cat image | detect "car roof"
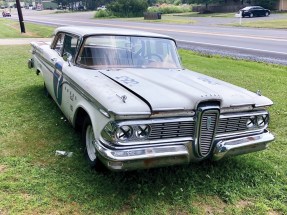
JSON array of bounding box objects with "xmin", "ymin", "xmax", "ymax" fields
[{"xmin": 54, "ymin": 26, "xmax": 174, "ymax": 40}]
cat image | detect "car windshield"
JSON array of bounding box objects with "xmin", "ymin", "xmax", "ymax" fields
[
  {"xmin": 242, "ymin": 7, "xmax": 252, "ymax": 10},
  {"xmin": 77, "ymin": 35, "xmax": 181, "ymax": 69}
]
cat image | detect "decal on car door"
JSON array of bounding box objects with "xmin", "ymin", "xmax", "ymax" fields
[{"xmin": 53, "ymin": 62, "xmax": 63, "ymax": 106}]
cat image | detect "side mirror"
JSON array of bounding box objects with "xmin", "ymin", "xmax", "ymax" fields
[{"xmin": 63, "ymin": 52, "xmax": 72, "ymax": 66}]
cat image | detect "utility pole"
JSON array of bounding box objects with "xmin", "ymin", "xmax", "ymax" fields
[{"xmin": 15, "ymin": 0, "xmax": 25, "ymax": 33}]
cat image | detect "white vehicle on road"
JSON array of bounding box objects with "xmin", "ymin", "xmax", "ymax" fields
[{"xmin": 28, "ymin": 26, "xmax": 274, "ymax": 171}]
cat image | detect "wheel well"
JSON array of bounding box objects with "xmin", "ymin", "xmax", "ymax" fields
[{"xmin": 74, "ymin": 107, "xmax": 89, "ymax": 132}]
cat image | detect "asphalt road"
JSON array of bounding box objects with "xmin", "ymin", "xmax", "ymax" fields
[{"xmin": 8, "ymin": 10, "xmax": 287, "ymax": 65}]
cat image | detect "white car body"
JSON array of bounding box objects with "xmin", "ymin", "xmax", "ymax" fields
[{"xmin": 28, "ymin": 26, "xmax": 274, "ymax": 171}]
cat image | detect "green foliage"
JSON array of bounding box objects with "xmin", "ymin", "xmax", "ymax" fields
[
  {"xmin": 156, "ymin": 0, "xmax": 184, "ymax": 4},
  {"xmin": 107, "ymin": 0, "xmax": 149, "ymax": 17},
  {"xmin": 94, "ymin": 9, "xmax": 113, "ymax": 18},
  {"xmin": 148, "ymin": 4, "xmax": 191, "ymax": 14},
  {"xmin": 187, "ymin": 0, "xmax": 220, "ymax": 7},
  {"xmin": 252, "ymin": 0, "xmax": 277, "ymax": 10}
]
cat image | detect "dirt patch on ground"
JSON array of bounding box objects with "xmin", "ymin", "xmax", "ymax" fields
[
  {"xmin": 0, "ymin": 165, "xmax": 7, "ymax": 173},
  {"xmin": 0, "ymin": 209, "xmax": 9, "ymax": 215},
  {"xmin": 236, "ymin": 200, "xmax": 253, "ymax": 208},
  {"xmin": 192, "ymin": 195, "xmax": 227, "ymax": 214}
]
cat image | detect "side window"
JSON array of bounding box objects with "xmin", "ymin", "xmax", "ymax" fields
[
  {"xmin": 62, "ymin": 34, "xmax": 79, "ymax": 60},
  {"xmin": 54, "ymin": 33, "xmax": 65, "ymax": 55}
]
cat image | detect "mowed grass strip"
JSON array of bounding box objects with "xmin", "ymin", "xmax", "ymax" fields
[
  {"xmin": 0, "ymin": 19, "xmax": 55, "ymax": 38},
  {"xmin": 118, "ymin": 15, "xmax": 197, "ymax": 24},
  {"xmin": 0, "ymin": 46, "xmax": 286, "ymax": 214},
  {"xmin": 231, "ymin": 19, "xmax": 287, "ymax": 29}
]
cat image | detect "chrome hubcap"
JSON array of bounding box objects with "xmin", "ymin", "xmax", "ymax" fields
[{"xmin": 86, "ymin": 125, "xmax": 96, "ymax": 161}]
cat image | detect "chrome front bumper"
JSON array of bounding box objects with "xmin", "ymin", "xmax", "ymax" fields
[
  {"xmin": 212, "ymin": 130, "xmax": 274, "ymax": 161},
  {"xmin": 95, "ymin": 130, "xmax": 274, "ymax": 171}
]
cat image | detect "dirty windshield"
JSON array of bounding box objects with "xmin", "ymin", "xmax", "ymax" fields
[{"xmin": 77, "ymin": 35, "xmax": 181, "ymax": 69}]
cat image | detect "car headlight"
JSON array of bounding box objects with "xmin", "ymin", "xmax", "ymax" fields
[
  {"xmin": 101, "ymin": 122, "xmax": 152, "ymax": 144},
  {"xmin": 116, "ymin": 125, "xmax": 133, "ymax": 141},
  {"xmin": 135, "ymin": 125, "xmax": 151, "ymax": 139},
  {"xmin": 257, "ymin": 115, "xmax": 268, "ymax": 127},
  {"xmin": 246, "ymin": 114, "xmax": 269, "ymax": 129},
  {"xmin": 246, "ymin": 116, "xmax": 256, "ymax": 128}
]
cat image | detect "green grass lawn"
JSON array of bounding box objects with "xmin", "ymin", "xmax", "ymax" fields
[
  {"xmin": 231, "ymin": 19, "xmax": 287, "ymax": 29},
  {"xmin": 0, "ymin": 46, "xmax": 286, "ymax": 214},
  {"xmin": 0, "ymin": 19, "xmax": 55, "ymax": 38},
  {"xmin": 112, "ymin": 14, "xmax": 196, "ymax": 25},
  {"xmin": 176, "ymin": 12, "xmax": 235, "ymax": 18}
]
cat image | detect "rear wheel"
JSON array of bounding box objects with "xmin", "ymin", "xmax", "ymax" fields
[
  {"xmin": 265, "ymin": 11, "xmax": 270, "ymax": 16},
  {"xmin": 82, "ymin": 116, "xmax": 105, "ymax": 171}
]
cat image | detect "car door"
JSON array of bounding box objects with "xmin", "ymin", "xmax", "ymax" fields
[
  {"xmin": 251, "ymin": 7, "xmax": 258, "ymax": 16},
  {"xmin": 57, "ymin": 34, "xmax": 80, "ymax": 119},
  {"xmin": 256, "ymin": 7, "xmax": 263, "ymax": 16},
  {"xmin": 43, "ymin": 33, "xmax": 65, "ymax": 101},
  {"xmin": 45, "ymin": 33, "xmax": 79, "ymax": 110}
]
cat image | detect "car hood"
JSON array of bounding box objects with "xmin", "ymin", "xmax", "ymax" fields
[{"xmin": 99, "ymin": 68, "xmax": 272, "ymax": 113}]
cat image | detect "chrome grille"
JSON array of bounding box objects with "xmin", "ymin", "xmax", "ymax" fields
[
  {"xmin": 149, "ymin": 121, "xmax": 195, "ymax": 140},
  {"xmin": 217, "ymin": 116, "xmax": 249, "ymax": 135},
  {"xmin": 199, "ymin": 111, "xmax": 218, "ymax": 157}
]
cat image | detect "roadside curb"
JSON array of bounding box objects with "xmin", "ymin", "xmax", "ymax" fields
[{"xmin": 0, "ymin": 38, "xmax": 51, "ymax": 45}]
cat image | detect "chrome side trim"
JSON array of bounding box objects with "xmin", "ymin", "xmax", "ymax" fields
[
  {"xmin": 35, "ymin": 52, "xmax": 55, "ymax": 71},
  {"xmin": 34, "ymin": 54, "xmax": 54, "ymax": 74},
  {"xmin": 63, "ymin": 74, "xmax": 110, "ymax": 118},
  {"xmin": 34, "ymin": 50, "xmax": 110, "ymax": 118}
]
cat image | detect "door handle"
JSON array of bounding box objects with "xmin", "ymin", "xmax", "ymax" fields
[{"xmin": 51, "ymin": 58, "xmax": 57, "ymax": 62}]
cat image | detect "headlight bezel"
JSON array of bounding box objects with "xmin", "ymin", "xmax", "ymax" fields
[
  {"xmin": 246, "ymin": 114, "xmax": 269, "ymax": 130},
  {"xmin": 101, "ymin": 121, "xmax": 151, "ymax": 144}
]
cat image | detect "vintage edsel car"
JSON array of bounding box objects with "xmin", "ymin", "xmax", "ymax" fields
[{"xmin": 28, "ymin": 26, "xmax": 274, "ymax": 171}]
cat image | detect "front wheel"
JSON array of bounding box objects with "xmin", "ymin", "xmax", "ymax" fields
[
  {"xmin": 249, "ymin": 13, "xmax": 253, "ymax": 18},
  {"xmin": 82, "ymin": 117, "xmax": 105, "ymax": 171},
  {"xmin": 265, "ymin": 12, "xmax": 270, "ymax": 17}
]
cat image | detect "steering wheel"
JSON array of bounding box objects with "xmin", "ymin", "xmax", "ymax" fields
[{"xmin": 145, "ymin": 54, "xmax": 163, "ymax": 62}]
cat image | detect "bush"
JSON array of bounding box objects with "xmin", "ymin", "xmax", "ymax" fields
[
  {"xmin": 253, "ymin": 0, "xmax": 277, "ymax": 10},
  {"xmin": 148, "ymin": 4, "xmax": 191, "ymax": 14},
  {"xmin": 94, "ymin": 10, "xmax": 113, "ymax": 18},
  {"xmin": 107, "ymin": 0, "xmax": 149, "ymax": 17}
]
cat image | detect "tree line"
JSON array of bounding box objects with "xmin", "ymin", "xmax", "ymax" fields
[{"xmin": 53, "ymin": 0, "xmax": 278, "ymax": 14}]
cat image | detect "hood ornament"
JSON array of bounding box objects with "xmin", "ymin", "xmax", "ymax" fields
[
  {"xmin": 116, "ymin": 94, "xmax": 127, "ymax": 103},
  {"xmin": 256, "ymin": 90, "xmax": 262, "ymax": 96}
]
